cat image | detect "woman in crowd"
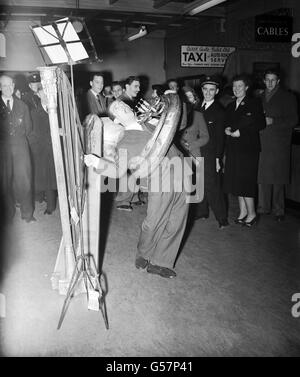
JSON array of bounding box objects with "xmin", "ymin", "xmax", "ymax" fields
[{"xmin": 223, "ymin": 74, "xmax": 266, "ymax": 227}]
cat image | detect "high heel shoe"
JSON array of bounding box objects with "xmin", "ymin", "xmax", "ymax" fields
[
  {"xmin": 234, "ymin": 215, "xmax": 247, "ymax": 225},
  {"xmin": 243, "ymin": 215, "xmax": 258, "ymax": 227}
]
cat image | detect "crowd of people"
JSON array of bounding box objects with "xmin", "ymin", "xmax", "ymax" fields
[
  {"xmin": 83, "ymin": 69, "xmax": 298, "ymax": 278},
  {"xmin": 0, "ymin": 68, "xmax": 297, "ymax": 278}
]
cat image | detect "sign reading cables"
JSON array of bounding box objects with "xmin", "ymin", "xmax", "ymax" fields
[{"xmin": 181, "ymin": 45, "xmax": 235, "ymax": 68}]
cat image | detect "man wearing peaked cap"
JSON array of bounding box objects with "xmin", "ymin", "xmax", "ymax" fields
[
  {"xmin": 201, "ymin": 75, "xmax": 220, "ymax": 87},
  {"xmin": 22, "ymin": 72, "xmax": 42, "ymax": 111},
  {"xmin": 195, "ymin": 73, "xmax": 228, "ymax": 229},
  {"xmin": 28, "ymin": 72, "xmax": 41, "ymax": 83}
]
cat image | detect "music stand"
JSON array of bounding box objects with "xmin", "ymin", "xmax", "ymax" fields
[{"xmin": 31, "ymin": 18, "xmax": 109, "ymax": 330}]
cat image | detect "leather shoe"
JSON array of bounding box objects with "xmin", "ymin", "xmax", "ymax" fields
[
  {"xmin": 22, "ymin": 216, "xmax": 37, "ymax": 223},
  {"xmin": 147, "ymin": 263, "xmax": 176, "ymax": 278},
  {"xmin": 218, "ymin": 219, "xmax": 229, "ymax": 229},
  {"xmin": 44, "ymin": 209, "xmax": 53, "ymax": 215},
  {"xmin": 135, "ymin": 257, "xmax": 149, "ymax": 270},
  {"xmin": 275, "ymin": 215, "xmax": 284, "ymax": 222},
  {"xmin": 234, "ymin": 215, "xmax": 247, "ymax": 225},
  {"xmin": 243, "ymin": 216, "xmax": 258, "ymax": 227},
  {"xmin": 131, "ymin": 200, "xmax": 145, "ymax": 206},
  {"xmin": 195, "ymin": 214, "xmax": 209, "ymax": 220},
  {"xmin": 116, "ymin": 204, "xmax": 133, "ymax": 212}
]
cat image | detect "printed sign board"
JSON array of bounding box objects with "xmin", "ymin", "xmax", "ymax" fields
[
  {"xmin": 255, "ymin": 15, "xmax": 293, "ymax": 43},
  {"xmin": 181, "ymin": 46, "xmax": 235, "ymax": 68}
]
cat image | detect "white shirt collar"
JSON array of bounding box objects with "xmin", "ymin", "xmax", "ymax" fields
[
  {"xmin": 236, "ymin": 96, "xmax": 245, "ymax": 107},
  {"xmin": 90, "ymin": 89, "xmax": 100, "ymax": 97},
  {"xmin": 2, "ymin": 96, "xmax": 13, "ymax": 107},
  {"xmin": 202, "ymin": 99, "xmax": 214, "ymax": 109}
]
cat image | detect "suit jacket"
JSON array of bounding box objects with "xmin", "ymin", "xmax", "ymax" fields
[
  {"xmin": 179, "ymin": 109, "xmax": 209, "ymax": 157},
  {"xmin": 0, "ymin": 97, "xmax": 32, "ymax": 144},
  {"xmin": 258, "ymin": 87, "xmax": 298, "ymax": 183},
  {"xmin": 85, "ymin": 89, "xmax": 107, "ymax": 117},
  {"xmin": 225, "ymin": 95, "xmax": 266, "ymax": 154},
  {"xmin": 201, "ymin": 100, "xmax": 225, "ymax": 160}
]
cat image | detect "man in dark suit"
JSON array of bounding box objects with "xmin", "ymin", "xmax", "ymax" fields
[
  {"xmin": 84, "ymin": 73, "xmax": 108, "ymax": 117},
  {"xmin": 0, "ymin": 74, "xmax": 35, "ymax": 223},
  {"xmin": 196, "ymin": 76, "xmax": 228, "ymax": 228}
]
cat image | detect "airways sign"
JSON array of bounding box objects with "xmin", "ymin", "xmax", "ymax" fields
[{"xmin": 181, "ymin": 46, "xmax": 235, "ymax": 68}]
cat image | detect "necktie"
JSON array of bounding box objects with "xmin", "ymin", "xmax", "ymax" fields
[
  {"xmin": 7, "ymin": 99, "xmax": 11, "ymax": 112},
  {"xmin": 201, "ymin": 102, "xmax": 206, "ymax": 111}
]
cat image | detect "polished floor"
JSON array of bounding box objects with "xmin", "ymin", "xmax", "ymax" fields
[{"xmin": 0, "ymin": 196, "xmax": 300, "ymax": 357}]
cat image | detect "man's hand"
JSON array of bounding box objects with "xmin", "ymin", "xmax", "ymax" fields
[
  {"xmin": 225, "ymin": 127, "xmax": 232, "ymax": 136},
  {"xmin": 265, "ymin": 116, "xmax": 273, "ymax": 126},
  {"xmin": 183, "ymin": 141, "xmax": 190, "ymax": 151},
  {"xmin": 84, "ymin": 154, "xmax": 99, "ymax": 169},
  {"xmin": 230, "ymin": 130, "xmax": 240, "ymax": 138}
]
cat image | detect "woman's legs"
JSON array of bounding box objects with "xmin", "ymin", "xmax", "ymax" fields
[
  {"xmin": 244, "ymin": 196, "xmax": 256, "ymax": 222},
  {"xmin": 238, "ymin": 196, "xmax": 248, "ymax": 219}
]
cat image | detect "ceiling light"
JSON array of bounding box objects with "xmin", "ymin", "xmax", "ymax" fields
[
  {"xmin": 185, "ymin": 0, "xmax": 227, "ymax": 16},
  {"xmin": 128, "ymin": 26, "xmax": 147, "ymax": 41}
]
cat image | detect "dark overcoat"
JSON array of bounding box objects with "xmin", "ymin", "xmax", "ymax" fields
[
  {"xmin": 30, "ymin": 103, "xmax": 56, "ymax": 192},
  {"xmin": 223, "ymin": 95, "xmax": 266, "ymax": 197},
  {"xmin": 258, "ymin": 88, "xmax": 298, "ymax": 184}
]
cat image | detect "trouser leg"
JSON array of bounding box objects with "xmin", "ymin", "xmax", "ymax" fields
[
  {"xmin": 257, "ymin": 183, "xmax": 272, "ymax": 214},
  {"xmin": 137, "ymin": 189, "xmax": 189, "ymax": 269},
  {"xmin": 12, "ymin": 143, "xmax": 34, "ymax": 220},
  {"xmin": 205, "ymin": 172, "xmax": 227, "ymax": 222},
  {"xmin": 0, "ymin": 145, "xmax": 15, "ymax": 222},
  {"xmin": 272, "ymin": 184, "xmax": 285, "ymax": 216},
  {"xmin": 45, "ymin": 189, "xmax": 57, "ymax": 213}
]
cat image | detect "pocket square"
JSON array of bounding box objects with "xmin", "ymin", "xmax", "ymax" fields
[{"xmin": 246, "ymin": 112, "xmax": 252, "ymax": 116}]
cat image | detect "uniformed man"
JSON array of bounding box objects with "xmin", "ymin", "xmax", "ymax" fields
[
  {"xmin": 197, "ymin": 76, "xmax": 228, "ymax": 228},
  {"xmin": 21, "ymin": 72, "xmax": 42, "ymax": 112},
  {"xmin": 0, "ymin": 74, "xmax": 35, "ymax": 223}
]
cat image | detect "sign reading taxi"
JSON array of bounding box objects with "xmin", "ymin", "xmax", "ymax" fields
[{"xmin": 181, "ymin": 45, "xmax": 235, "ymax": 68}]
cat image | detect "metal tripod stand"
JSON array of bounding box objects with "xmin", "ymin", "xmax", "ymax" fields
[{"xmin": 57, "ymin": 251, "xmax": 109, "ymax": 330}]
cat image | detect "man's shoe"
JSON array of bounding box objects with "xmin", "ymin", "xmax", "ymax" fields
[
  {"xmin": 195, "ymin": 214, "xmax": 209, "ymax": 221},
  {"xmin": 116, "ymin": 204, "xmax": 133, "ymax": 212},
  {"xmin": 218, "ymin": 219, "xmax": 229, "ymax": 229},
  {"xmin": 23, "ymin": 216, "xmax": 37, "ymax": 223},
  {"xmin": 275, "ymin": 215, "xmax": 285, "ymax": 222},
  {"xmin": 147, "ymin": 263, "xmax": 176, "ymax": 279},
  {"xmin": 131, "ymin": 200, "xmax": 145, "ymax": 206},
  {"xmin": 135, "ymin": 257, "xmax": 149, "ymax": 270},
  {"xmin": 44, "ymin": 209, "xmax": 53, "ymax": 215}
]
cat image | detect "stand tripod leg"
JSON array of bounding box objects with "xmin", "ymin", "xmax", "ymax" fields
[
  {"xmin": 57, "ymin": 257, "xmax": 83, "ymax": 330},
  {"xmin": 89, "ymin": 255, "xmax": 109, "ymax": 329}
]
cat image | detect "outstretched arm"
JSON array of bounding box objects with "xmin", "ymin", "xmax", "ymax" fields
[{"xmin": 84, "ymin": 154, "xmax": 127, "ymax": 178}]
